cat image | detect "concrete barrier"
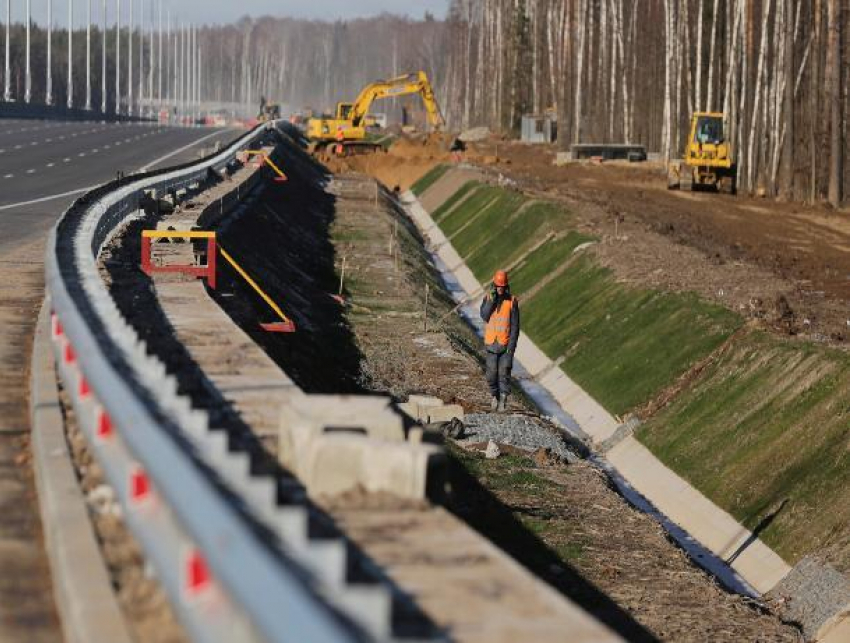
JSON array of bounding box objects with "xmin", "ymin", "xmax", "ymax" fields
[{"xmin": 278, "ymin": 392, "xmax": 444, "ymax": 499}]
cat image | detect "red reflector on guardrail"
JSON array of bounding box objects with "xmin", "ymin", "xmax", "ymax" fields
[
  {"xmin": 52, "ymin": 313, "xmax": 63, "ymax": 338},
  {"xmin": 79, "ymin": 375, "xmax": 91, "ymax": 398},
  {"xmin": 130, "ymin": 466, "xmax": 150, "ymax": 503},
  {"xmin": 96, "ymin": 408, "xmax": 113, "ymax": 439},
  {"xmin": 64, "ymin": 342, "xmax": 76, "ymax": 365},
  {"xmin": 185, "ymin": 549, "xmax": 211, "ymax": 595}
]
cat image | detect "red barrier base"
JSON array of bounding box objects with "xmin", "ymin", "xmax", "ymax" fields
[{"xmin": 260, "ymin": 321, "xmax": 296, "ymax": 333}]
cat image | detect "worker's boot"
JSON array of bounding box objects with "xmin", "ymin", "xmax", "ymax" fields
[
  {"xmin": 497, "ymin": 394, "xmax": 508, "ymax": 413},
  {"xmin": 490, "ymin": 395, "xmax": 499, "ymax": 412}
]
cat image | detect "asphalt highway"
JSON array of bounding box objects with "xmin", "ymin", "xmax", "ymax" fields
[
  {"xmin": 0, "ymin": 118, "xmax": 243, "ymax": 251},
  {"xmin": 0, "ymin": 117, "xmax": 243, "ymax": 642}
]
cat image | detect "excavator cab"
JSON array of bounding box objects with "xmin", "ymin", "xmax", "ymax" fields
[
  {"xmin": 668, "ymin": 111, "xmax": 736, "ymax": 194},
  {"xmin": 336, "ymin": 103, "xmax": 355, "ymax": 120}
]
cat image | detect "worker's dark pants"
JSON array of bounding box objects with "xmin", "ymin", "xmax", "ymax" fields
[{"xmin": 485, "ymin": 350, "xmax": 513, "ymax": 397}]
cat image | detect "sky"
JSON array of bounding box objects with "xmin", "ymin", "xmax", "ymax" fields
[{"xmin": 8, "ymin": 0, "xmax": 450, "ymax": 28}]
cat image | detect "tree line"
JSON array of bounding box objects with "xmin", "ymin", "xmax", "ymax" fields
[
  {"xmin": 2, "ymin": 3, "xmax": 847, "ymax": 204},
  {"xmin": 441, "ymin": 0, "xmax": 846, "ymax": 205}
]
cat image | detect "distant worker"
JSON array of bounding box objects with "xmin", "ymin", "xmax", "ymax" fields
[
  {"xmin": 480, "ymin": 269, "xmax": 520, "ymax": 412},
  {"xmin": 335, "ymin": 126, "xmax": 346, "ymax": 157},
  {"xmin": 450, "ymin": 137, "xmax": 466, "ymax": 163}
]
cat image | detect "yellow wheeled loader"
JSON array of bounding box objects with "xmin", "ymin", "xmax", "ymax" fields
[{"xmin": 667, "ymin": 112, "xmax": 736, "ymax": 194}]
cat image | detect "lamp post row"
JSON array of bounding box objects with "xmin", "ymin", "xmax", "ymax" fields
[{"xmin": 1, "ymin": 0, "xmax": 201, "ymax": 121}]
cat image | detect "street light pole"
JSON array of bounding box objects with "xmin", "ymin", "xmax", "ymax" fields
[
  {"xmin": 3, "ymin": 0, "xmax": 10, "ymax": 101},
  {"xmin": 68, "ymin": 0, "xmax": 75, "ymax": 108},
  {"xmin": 147, "ymin": 0, "xmax": 152, "ymax": 117},
  {"xmin": 85, "ymin": 0, "xmax": 91, "ymax": 109},
  {"xmin": 156, "ymin": 0, "xmax": 160, "ymax": 108},
  {"xmin": 46, "ymin": 0, "xmax": 53, "ymax": 104},
  {"xmin": 101, "ymin": 0, "xmax": 106, "ymax": 112},
  {"xmin": 25, "ymin": 0, "xmax": 31, "ymax": 103},
  {"xmin": 115, "ymin": 0, "xmax": 120, "ymax": 114},
  {"xmin": 128, "ymin": 0, "xmax": 132, "ymax": 115}
]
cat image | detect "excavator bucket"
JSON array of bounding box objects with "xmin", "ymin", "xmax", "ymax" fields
[{"xmin": 260, "ymin": 320, "xmax": 296, "ymax": 333}]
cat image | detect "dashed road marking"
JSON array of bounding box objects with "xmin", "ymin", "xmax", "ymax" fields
[
  {"xmin": 3, "ymin": 174, "xmax": 13, "ymax": 179},
  {"xmin": 26, "ymin": 169, "xmax": 35, "ymax": 174},
  {"xmin": 78, "ymin": 152, "xmax": 86, "ymax": 157},
  {"xmin": 46, "ymin": 162, "xmax": 55, "ymax": 167},
  {"xmin": 63, "ymin": 158, "xmax": 71, "ymax": 162}
]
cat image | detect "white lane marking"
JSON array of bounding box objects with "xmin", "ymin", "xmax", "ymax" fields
[
  {"xmin": 137, "ymin": 129, "xmax": 226, "ymax": 172},
  {"xmin": 30, "ymin": 141, "xmax": 37, "ymax": 146},
  {"xmin": 63, "ymin": 158, "xmax": 71, "ymax": 162},
  {"xmin": 78, "ymin": 152, "xmax": 86, "ymax": 157},
  {"xmin": 0, "ymin": 185, "xmax": 99, "ymax": 211},
  {"xmin": 3, "ymin": 174, "xmax": 13, "ymax": 179},
  {"xmin": 103, "ymin": 144, "xmax": 111, "ymax": 149},
  {"xmin": 91, "ymin": 148, "xmax": 99, "ymax": 153},
  {"xmin": 46, "ymin": 162, "xmax": 55, "ymax": 167},
  {"xmin": 46, "ymin": 138, "xmax": 53, "ymax": 142},
  {"xmin": 0, "ymin": 149, "xmax": 4, "ymax": 154},
  {"xmin": 14, "ymin": 144, "xmax": 21, "ymax": 149},
  {"xmin": 26, "ymin": 169, "xmax": 35, "ymax": 174}
]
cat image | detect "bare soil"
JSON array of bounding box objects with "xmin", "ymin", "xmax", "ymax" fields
[
  {"xmin": 470, "ymin": 140, "xmax": 850, "ymax": 346},
  {"xmin": 0, "ymin": 239, "xmax": 62, "ymax": 642},
  {"xmin": 329, "ymin": 171, "xmax": 801, "ymax": 642},
  {"xmin": 325, "ymin": 133, "xmax": 453, "ymax": 193}
]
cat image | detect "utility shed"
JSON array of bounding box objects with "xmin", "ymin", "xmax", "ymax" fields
[{"xmin": 521, "ymin": 113, "xmax": 558, "ymax": 144}]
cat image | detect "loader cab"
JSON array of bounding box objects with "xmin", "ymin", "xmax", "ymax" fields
[
  {"xmin": 686, "ymin": 112, "xmax": 732, "ymax": 168},
  {"xmin": 694, "ymin": 115, "xmax": 723, "ymax": 145}
]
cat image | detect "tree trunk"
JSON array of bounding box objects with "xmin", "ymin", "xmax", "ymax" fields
[
  {"xmin": 828, "ymin": 0, "xmax": 842, "ymax": 206},
  {"xmin": 780, "ymin": 0, "xmax": 795, "ymax": 198}
]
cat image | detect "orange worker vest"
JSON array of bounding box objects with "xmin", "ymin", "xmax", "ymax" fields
[{"xmin": 485, "ymin": 297, "xmax": 515, "ymax": 347}]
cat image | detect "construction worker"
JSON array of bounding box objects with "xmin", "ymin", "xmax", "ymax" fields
[
  {"xmin": 480, "ymin": 269, "xmax": 520, "ymax": 412},
  {"xmin": 335, "ymin": 126, "xmax": 346, "ymax": 157}
]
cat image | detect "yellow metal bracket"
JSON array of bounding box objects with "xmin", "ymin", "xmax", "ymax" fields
[
  {"xmin": 218, "ymin": 245, "xmax": 296, "ymax": 333},
  {"xmin": 245, "ymin": 150, "xmax": 288, "ymax": 182}
]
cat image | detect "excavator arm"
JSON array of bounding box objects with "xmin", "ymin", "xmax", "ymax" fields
[{"xmin": 347, "ymin": 71, "xmax": 444, "ymax": 128}]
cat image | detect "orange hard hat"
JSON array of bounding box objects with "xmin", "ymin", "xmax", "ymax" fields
[{"xmin": 493, "ymin": 270, "xmax": 509, "ymax": 287}]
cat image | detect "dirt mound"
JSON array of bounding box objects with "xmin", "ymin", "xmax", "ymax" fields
[
  {"xmin": 324, "ymin": 134, "xmax": 453, "ymax": 191},
  {"xmin": 387, "ymin": 133, "xmax": 451, "ymax": 160}
]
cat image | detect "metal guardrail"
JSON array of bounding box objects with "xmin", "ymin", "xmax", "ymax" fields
[{"xmin": 44, "ymin": 124, "xmax": 392, "ymax": 643}]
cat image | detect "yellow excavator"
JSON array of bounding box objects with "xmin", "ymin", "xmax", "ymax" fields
[
  {"xmin": 667, "ymin": 112, "xmax": 736, "ymax": 194},
  {"xmin": 307, "ymin": 71, "xmax": 444, "ymax": 156}
]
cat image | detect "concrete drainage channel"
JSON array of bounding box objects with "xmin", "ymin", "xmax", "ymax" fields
[{"xmin": 33, "ymin": 123, "xmax": 624, "ymax": 643}]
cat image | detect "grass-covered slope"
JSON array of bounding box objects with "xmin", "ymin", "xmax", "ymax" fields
[
  {"xmin": 639, "ymin": 330, "xmax": 850, "ymax": 567},
  {"xmin": 429, "ymin": 178, "xmax": 741, "ymax": 416},
  {"xmin": 419, "ymin": 170, "xmax": 850, "ymax": 569}
]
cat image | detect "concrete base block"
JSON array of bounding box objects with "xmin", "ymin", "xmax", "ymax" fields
[
  {"xmin": 424, "ymin": 404, "xmax": 465, "ymax": 424},
  {"xmin": 280, "ymin": 392, "xmax": 443, "ymax": 499},
  {"xmin": 398, "ymin": 396, "xmax": 465, "ymax": 425},
  {"xmin": 302, "ymin": 434, "xmax": 443, "ymax": 498}
]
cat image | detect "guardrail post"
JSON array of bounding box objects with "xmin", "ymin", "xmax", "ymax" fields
[
  {"xmin": 141, "ymin": 234, "xmax": 152, "ymax": 276},
  {"xmin": 206, "ymin": 236, "xmax": 217, "ymax": 290}
]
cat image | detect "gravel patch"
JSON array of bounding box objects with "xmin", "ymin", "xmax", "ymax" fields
[
  {"xmin": 769, "ymin": 556, "xmax": 850, "ymax": 640},
  {"xmin": 458, "ymin": 412, "xmax": 578, "ymax": 462}
]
